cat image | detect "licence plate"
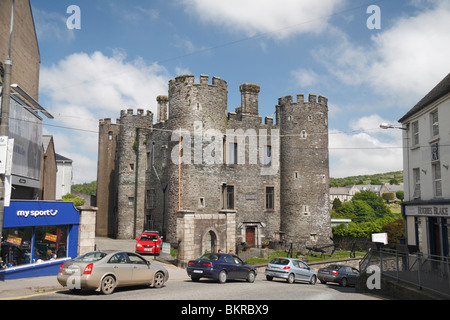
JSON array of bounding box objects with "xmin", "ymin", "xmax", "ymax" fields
[
  {"xmin": 193, "ymin": 270, "xmax": 203, "ymax": 273},
  {"xmin": 144, "ymin": 248, "xmax": 152, "ymax": 252}
]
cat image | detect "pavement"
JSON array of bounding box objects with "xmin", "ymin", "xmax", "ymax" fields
[{"xmin": 0, "ymin": 237, "xmax": 188, "ymax": 300}]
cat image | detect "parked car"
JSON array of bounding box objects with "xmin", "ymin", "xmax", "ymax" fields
[
  {"xmin": 265, "ymin": 257, "xmax": 317, "ymax": 284},
  {"xmin": 57, "ymin": 251, "xmax": 169, "ymax": 294},
  {"xmin": 318, "ymin": 264, "xmax": 360, "ymax": 287},
  {"xmin": 135, "ymin": 231, "xmax": 162, "ymax": 255},
  {"xmin": 187, "ymin": 253, "xmax": 257, "ymax": 284}
]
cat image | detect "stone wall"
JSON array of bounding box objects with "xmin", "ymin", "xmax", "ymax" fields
[{"xmin": 78, "ymin": 206, "xmax": 97, "ymax": 256}]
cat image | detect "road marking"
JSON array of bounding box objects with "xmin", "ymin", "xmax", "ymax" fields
[{"xmin": 0, "ymin": 289, "xmax": 67, "ymax": 300}]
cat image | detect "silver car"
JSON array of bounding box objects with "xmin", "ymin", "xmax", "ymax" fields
[
  {"xmin": 265, "ymin": 257, "xmax": 317, "ymax": 284},
  {"xmin": 57, "ymin": 251, "xmax": 169, "ymax": 294}
]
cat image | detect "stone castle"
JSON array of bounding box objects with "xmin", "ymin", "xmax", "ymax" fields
[{"xmin": 96, "ymin": 74, "xmax": 332, "ymax": 265}]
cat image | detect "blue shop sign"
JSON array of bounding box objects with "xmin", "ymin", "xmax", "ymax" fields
[{"xmin": 4, "ymin": 201, "xmax": 80, "ymax": 228}]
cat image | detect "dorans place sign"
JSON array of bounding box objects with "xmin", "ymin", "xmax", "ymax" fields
[
  {"xmin": 405, "ymin": 204, "xmax": 450, "ymax": 218},
  {"xmin": 3, "ymin": 201, "xmax": 80, "ymax": 228}
]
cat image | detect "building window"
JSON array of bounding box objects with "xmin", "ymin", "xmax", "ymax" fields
[
  {"xmin": 433, "ymin": 163, "xmax": 442, "ymax": 198},
  {"xmin": 412, "ymin": 121, "xmax": 419, "ymax": 146},
  {"xmin": 146, "ymin": 152, "xmax": 152, "ymax": 171},
  {"xmin": 301, "ymin": 130, "xmax": 307, "ymax": 139},
  {"xmin": 222, "ymin": 185, "xmax": 235, "ymax": 209},
  {"xmin": 413, "ymin": 168, "xmax": 421, "ymax": 199},
  {"xmin": 265, "ymin": 186, "xmax": 274, "ymax": 210},
  {"xmin": 146, "ymin": 189, "xmax": 156, "ymax": 209},
  {"xmin": 264, "ymin": 145, "xmax": 272, "ymax": 166},
  {"xmin": 228, "ymin": 142, "xmax": 238, "ymax": 164},
  {"xmin": 431, "ymin": 110, "xmax": 439, "ymax": 138}
]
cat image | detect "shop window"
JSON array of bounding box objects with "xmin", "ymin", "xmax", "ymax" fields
[{"xmin": 1, "ymin": 226, "xmax": 68, "ymax": 268}]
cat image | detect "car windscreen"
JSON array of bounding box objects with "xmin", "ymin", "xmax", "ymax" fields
[
  {"xmin": 73, "ymin": 251, "xmax": 108, "ymax": 262},
  {"xmin": 140, "ymin": 235, "xmax": 158, "ymax": 241},
  {"xmin": 269, "ymin": 258, "xmax": 290, "ymax": 265}
]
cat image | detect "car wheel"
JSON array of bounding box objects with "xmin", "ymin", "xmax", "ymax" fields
[
  {"xmin": 266, "ymin": 275, "xmax": 273, "ymax": 281},
  {"xmin": 101, "ymin": 275, "xmax": 116, "ymax": 295},
  {"xmin": 218, "ymin": 270, "xmax": 227, "ymax": 284},
  {"xmin": 309, "ymin": 275, "xmax": 317, "ymax": 285},
  {"xmin": 247, "ymin": 271, "xmax": 256, "ymax": 283},
  {"xmin": 153, "ymin": 271, "xmax": 165, "ymax": 288},
  {"xmin": 287, "ymin": 273, "xmax": 295, "ymax": 284},
  {"xmin": 340, "ymin": 277, "xmax": 348, "ymax": 287}
]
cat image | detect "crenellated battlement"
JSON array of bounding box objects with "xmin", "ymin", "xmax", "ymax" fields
[
  {"xmin": 119, "ymin": 108, "xmax": 153, "ymax": 118},
  {"xmin": 278, "ymin": 94, "xmax": 328, "ymax": 106},
  {"xmin": 170, "ymin": 74, "xmax": 227, "ymax": 87}
]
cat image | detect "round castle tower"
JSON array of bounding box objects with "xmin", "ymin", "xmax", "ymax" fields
[
  {"xmin": 277, "ymin": 94, "xmax": 332, "ymax": 249},
  {"xmin": 164, "ymin": 75, "xmax": 228, "ymax": 243}
]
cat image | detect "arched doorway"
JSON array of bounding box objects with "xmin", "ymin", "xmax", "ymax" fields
[{"xmin": 204, "ymin": 230, "xmax": 217, "ymax": 253}]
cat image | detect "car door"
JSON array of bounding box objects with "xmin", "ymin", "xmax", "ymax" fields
[
  {"xmin": 222, "ymin": 254, "xmax": 238, "ymax": 279},
  {"xmin": 347, "ymin": 267, "xmax": 360, "ymax": 285},
  {"xmin": 127, "ymin": 253, "xmax": 152, "ymax": 284},
  {"xmin": 108, "ymin": 252, "xmax": 133, "ymax": 285},
  {"xmin": 232, "ymin": 255, "xmax": 248, "ymax": 279},
  {"xmin": 295, "ymin": 260, "xmax": 311, "ymax": 281}
]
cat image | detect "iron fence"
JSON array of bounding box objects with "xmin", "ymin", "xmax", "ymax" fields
[{"xmin": 360, "ymin": 247, "xmax": 450, "ymax": 298}]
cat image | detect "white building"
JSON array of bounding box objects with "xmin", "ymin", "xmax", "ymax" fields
[
  {"xmin": 55, "ymin": 153, "xmax": 73, "ymax": 199},
  {"xmin": 399, "ymin": 73, "xmax": 450, "ymax": 257}
]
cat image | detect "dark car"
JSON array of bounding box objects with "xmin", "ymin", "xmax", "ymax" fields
[
  {"xmin": 318, "ymin": 264, "xmax": 360, "ymax": 287},
  {"xmin": 187, "ymin": 253, "xmax": 257, "ymax": 284}
]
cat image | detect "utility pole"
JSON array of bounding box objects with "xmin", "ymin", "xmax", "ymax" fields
[{"xmin": 0, "ymin": 0, "xmax": 15, "ymax": 259}]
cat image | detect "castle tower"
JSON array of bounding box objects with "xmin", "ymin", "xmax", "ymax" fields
[
  {"xmin": 157, "ymin": 95, "xmax": 168, "ymax": 123},
  {"xmin": 240, "ymin": 83, "xmax": 260, "ymax": 115},
  {"xmin": 116, "ymin": 108, "xmax": 153, "ymax": 239},
  {"xmin": 277, "ymin": 94, "xmax": 332, "ymax": 249},
  {"xmin": 96, "ymin": 118, "xmax": 120, "ymax": 237},
  {"xmin": 165, "ymin": 74, "xmax": 228, "ymax": 243}
]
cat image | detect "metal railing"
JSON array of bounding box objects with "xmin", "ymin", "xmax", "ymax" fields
[{"xmin": 360, "ymin": 247, "xmax": 450, "ymax": 298}]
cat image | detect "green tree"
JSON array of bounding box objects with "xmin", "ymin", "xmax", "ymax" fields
[{"xmin": 62, "ymin": 194, "xmax": 85, "ymax": 206}]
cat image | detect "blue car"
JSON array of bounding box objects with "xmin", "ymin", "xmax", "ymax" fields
[{"xmin": 187, "ymin": 253, "xmax": 257, "ymax": 284}]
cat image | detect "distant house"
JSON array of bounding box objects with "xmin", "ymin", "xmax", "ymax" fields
[{"xmin": 330, "ymin": 184, "xmax": 404, "ymax": 205}]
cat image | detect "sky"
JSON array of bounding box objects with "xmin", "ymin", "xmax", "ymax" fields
[{"xmin": 28, "ymin": 0, "xmax": 450, "ymax": 183}]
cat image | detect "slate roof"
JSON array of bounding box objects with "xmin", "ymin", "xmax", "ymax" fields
[{"xmin": 399, "ymin": 73, "xmax": 450, "ymax": 123}]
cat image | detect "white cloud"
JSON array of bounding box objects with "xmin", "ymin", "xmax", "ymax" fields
[
  {"xmin": 329, "ymin": 115, "xmax": 403, "ymax": 178},
  {"xmin": 315, "ymin": 1, "xmax": 450, "ymax": 109},
  {"xmin": 292, "ymin": 68, "xmax": 320, "ymax": 87},
  {"xmin": 40, "ymin": 51, "xmax": 171, "ymax": 183},
  {"xmin": 32, "ymin": 6, "xmax": 76, "ymax": 43},
  {"xmin": 178, "ymin": 0, "xmax": 346, "ymax": 39}
]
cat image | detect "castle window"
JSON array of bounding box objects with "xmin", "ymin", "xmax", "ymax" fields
[
  {"xmin": 146, "ymin": 189, "xmax": 156, "ymax": 209},
  {"xmin": 310, "ymin": 233, "xmax": 317, "ymax": 242},
  {"xmin": 294, "ymin": 172, "xmax": 299, "ymax": 179},
  {"xmin": 265, "ymin": 186, "xmax": 274, "ymax": 210},
  {"xmin": 147, "ymin": 152, "xmax": 152, "ymax": 171},
  {"xmin": 264, "ymin": 145, "xmax": 272, "ymax": 166},
  {"xmin": 199, "ymin": 197, "xmax": 205, "ymax": 208},
  {"xmin": 228, "ymin": 142, "xmax": 238, "ymax": 164},
  {"xmin": 128, "ymin": 196, "xmax": 135, "ymax": 207},
  {"xmin": 222, "ymin": 185, "xmax": 235, "ymax": 209},
  {"xmin": 129, "ymin": 163, "xmax": 135, "ymax": 172},
  {"xmin": 301, "ymin": 130, "xmax": 307, "ymax": 139},
  {"xmin": 308, "ymin": 115, "xmax": 312, "ymax": 122},
  {"xmin": 303, "ymin": 205, "xmax": 310, "ymax": 216},
  {"xmin": 108, "ymin": 131, "xmax": 113, "ymax": 141}
]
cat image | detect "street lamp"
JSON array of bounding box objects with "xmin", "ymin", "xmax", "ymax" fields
[{"xmin": 380, "ymin": 123, "xmax": 408, "ymax": 131}]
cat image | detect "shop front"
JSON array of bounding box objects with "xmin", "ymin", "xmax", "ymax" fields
[
  {"xmin": 1, "ymin": 201, "xmax": 80, "ymax": 280},
  {"xmin": 404, "ymin": 201, "xmax": 450, "ymax": 258}
]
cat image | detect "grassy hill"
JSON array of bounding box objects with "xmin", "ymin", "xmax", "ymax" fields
[{"xmin": 330, "ymin": 171, "xmax": 403, "ymax": 187}]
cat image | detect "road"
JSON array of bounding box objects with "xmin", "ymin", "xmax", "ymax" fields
[{"xmin": 22, "ymin": 267, "xmax": 380, "ymax": 301}]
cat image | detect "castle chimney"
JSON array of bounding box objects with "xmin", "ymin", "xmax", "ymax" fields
[
  {"xmin": 240, "ymin": 83, "xmax": 260, "ymax": 115},
  {"xmin": 157, "ymin": 95, "xmax": 168, "ymax": 122}
]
